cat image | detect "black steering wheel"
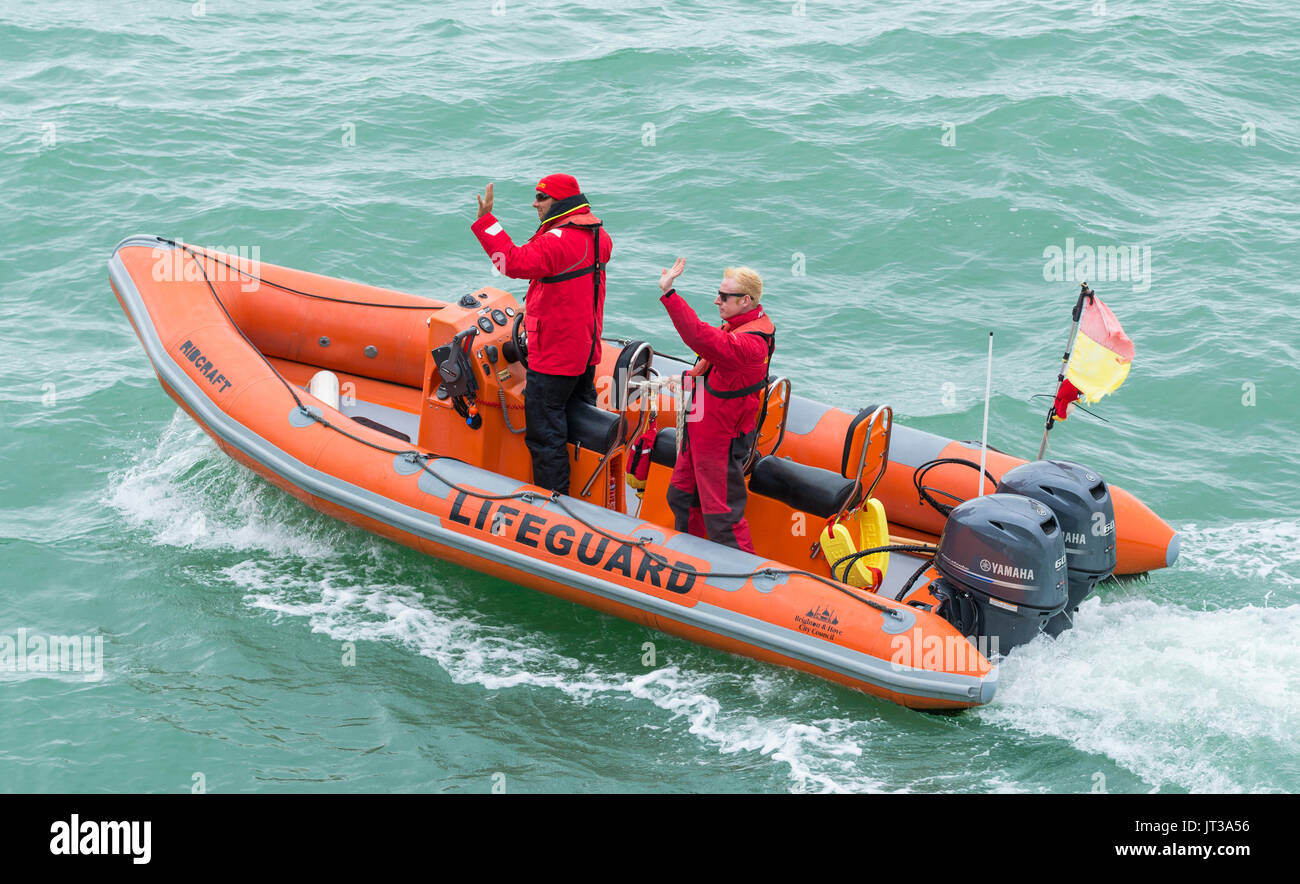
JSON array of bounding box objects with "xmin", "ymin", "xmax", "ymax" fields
[{"xmin": 508, "ymin": 309, "xmax": 529, "ymax": 369}]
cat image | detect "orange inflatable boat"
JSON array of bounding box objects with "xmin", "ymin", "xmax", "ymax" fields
[{"xmin": 108, "ymin": 235, "xmax": 1179, "ymax": 710}]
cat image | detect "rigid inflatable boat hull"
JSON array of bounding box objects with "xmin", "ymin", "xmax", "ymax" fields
[{"xmin": 109, "ymin": 236, "xmax": 996, "ymax": 710}]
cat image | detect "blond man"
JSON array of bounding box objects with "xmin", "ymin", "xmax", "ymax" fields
[{"xmin": 657, "ymin": 260, "xmax": 775, "ymax": 552}]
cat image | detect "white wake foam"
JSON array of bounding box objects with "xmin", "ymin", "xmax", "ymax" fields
[
  {"xmin": 1177, "ymin": 518, "xmax": 1300, "ymax": 593},
  {"xmin": 980, "ymin": 596, "xmax": 1300, "ymax": 792},
  {"xmin": 227, "ymin": 556, "xmax": 892, "ymax": 793},
  {"xmin": 104, "ymin": 411, "xmax": 348, "ymax": 559}
]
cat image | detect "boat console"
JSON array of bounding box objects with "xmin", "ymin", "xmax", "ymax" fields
[{"xmin": 416, "ymin": 289, "xmax": 641, "ymax": 510}]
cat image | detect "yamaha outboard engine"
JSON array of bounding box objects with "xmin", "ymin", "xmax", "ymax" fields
[
  {"xmin": 930, "ymin": 494, "xmax": 1069, "ymax": 655},
  {"xmin": 997, "ymin": 461, "xmax": 1117, "ymax": 636}
]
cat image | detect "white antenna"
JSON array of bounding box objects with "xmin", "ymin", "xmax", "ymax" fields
[{"xmin": 978, "ymin": 331, "xmax": 993, "ymax": 497}]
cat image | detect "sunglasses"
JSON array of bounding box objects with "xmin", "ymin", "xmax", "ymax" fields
[
  {"xmin": 534, "ymin": 193, "xmax": 553, "ymax": 202},
  {"xmin": 717, "ymin": 289, "xmax": 748, "ymax": 301}
]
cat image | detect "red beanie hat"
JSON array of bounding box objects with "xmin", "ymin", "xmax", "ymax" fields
[{"xmin": 536, "ymin": 173, "xmax": 581, "ymax": 200}]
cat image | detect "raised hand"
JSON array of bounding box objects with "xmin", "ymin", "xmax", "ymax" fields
[
  {"xmin": 476, "ymin": 182, "xmax": 495, "ymax": 219},
  {"xmin": 659, "ymin": 257, "xmax": 686, "ymax": 294}
]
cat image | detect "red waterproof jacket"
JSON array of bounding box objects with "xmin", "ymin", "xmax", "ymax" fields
[
  {"xmin": 660, "ymin": 292, "xmax": 775, "ymax": 441},
  {"xmin": 472, "ymin": 208, "xmax": 613, "ymax": 375}
]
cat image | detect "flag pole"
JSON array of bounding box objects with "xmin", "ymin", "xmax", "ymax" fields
[
  {"xmin": 1036, "ymin": 282, "xmax": 1094, "ymax": 460},
  {"xmin": 978, "ymin": 331, "xmax": 993, "ymax": 497}
]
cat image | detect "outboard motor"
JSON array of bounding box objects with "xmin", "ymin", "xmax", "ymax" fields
[
  {"xmin": 930, "ymin": 494, "xmax": 1069, "ymax": 655},
  {"xmin": 997, "ymin": 461, "xmax": 1117, "ymax": 636}
]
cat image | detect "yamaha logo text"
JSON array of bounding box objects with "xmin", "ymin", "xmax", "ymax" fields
[{"xmin": 979, "ymin": 558, "xmax": 1035, "ymax": 581}]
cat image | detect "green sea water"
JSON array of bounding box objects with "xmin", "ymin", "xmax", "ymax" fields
[{"xmin": 2, "ymin": 0, "xmax": 1298, "ymax": 793}]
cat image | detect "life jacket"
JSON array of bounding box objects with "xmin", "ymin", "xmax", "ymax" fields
[
  {"xmin": 687, "ymin": 311, "xmax": 776, "ymax": 396},
  {"xmin": 535, "ymin": 204, "xmax": 607, "ymax": 365},
  {"xmin": 685, "ymin": 309, "xmax": 776, "ymax": 439},
  {"xmin": 500, "ymin": 196, "xmax": 611, "ymax": 375}
]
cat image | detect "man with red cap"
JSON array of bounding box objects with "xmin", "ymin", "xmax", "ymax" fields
[
  {"xmin": 471, "ymin": 175, "xmax": 613, "ymax": 494},
  {"xmin": 656, "ymin": 258, "xmax": 775, "ymax": 553}
]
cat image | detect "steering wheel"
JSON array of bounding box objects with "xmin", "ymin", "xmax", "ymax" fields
[{"xmin": 508, "ymin": 309, "xmax": 529, "ymax": 369}]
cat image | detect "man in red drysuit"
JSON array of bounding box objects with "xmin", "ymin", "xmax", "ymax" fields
[
  {"xmin": 471, "ymin": 175, "xmax": 613, "ymax": 494},
  {"xmin": 657, "ymin": 259, "xmax": 775, "ymax": 552}
]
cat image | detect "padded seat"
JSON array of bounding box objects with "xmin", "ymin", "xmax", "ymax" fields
[
  {"xmin": 650, "ymin": 427, "xmax": 679, "ymax": 468},
  {"xmin": 566, "ymin": 400, "xmax": 622, "ymax": 453},
  {"xmin": 748, "ymin": 456, "xmax": 859, "ymax": 519}
]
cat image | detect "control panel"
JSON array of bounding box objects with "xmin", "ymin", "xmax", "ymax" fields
[{"xmin": 420, "ymin": 287, "xmax": 527, "ymax": 455}]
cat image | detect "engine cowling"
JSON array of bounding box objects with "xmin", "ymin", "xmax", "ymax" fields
[
  {"xmin": 930, "ymin": 493, "xmax": 1069, "ymax": 654},
  {"xmin": 997, "ymin": 460, "xmax": 1117, "ymax": 636}
]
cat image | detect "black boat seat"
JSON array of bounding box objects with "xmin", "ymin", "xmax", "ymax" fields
[
  {"xmin": 611, "ymin": 340, "xmax": 653, "ymax": 411},
  {"xmin": 650, "ymin": 427, "xmax": 679, "ymax": 468},
  {"xmin": 611, "ymin": 340, "xmax": 654, "ymax": 446},
  {"xmin": 748, "ymin": 455, "xmax": 859, "ymax": 520},
  {"xmin": 566, "ymin": 400, "xmax": 622, "ymax": 454}
]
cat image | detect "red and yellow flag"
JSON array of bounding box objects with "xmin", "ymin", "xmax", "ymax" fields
[{"xmin": 1054, "ymin": 296, "xmax": 1135, "ymax": 419}]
